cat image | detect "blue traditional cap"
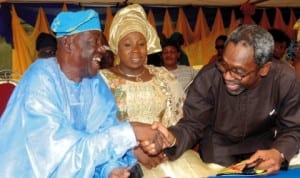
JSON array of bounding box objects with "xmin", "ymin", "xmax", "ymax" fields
[{"xmin": 51, "ymin": 9, "xmax": 101, "ymax": 38}]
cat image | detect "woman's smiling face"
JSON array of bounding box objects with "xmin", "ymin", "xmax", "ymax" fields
[{"xmin": 117, "ymin": 32, "xmax": 148, "ymax": 70}]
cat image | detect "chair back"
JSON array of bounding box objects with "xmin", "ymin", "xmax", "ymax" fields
[{"xmin": 0, "ymin": 69, "xmax": 21, "ymax": 117}]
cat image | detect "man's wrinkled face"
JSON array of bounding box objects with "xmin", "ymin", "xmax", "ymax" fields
[
  {"xmin": 74, "ymin": 31, "xmax": 103, "ymax": 78},
  {"xmin": 219, "ymin": 42, "xmax": 261, "ymax": 95}
]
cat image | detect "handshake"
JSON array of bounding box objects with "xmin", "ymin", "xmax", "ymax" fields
[{"xmin": 130, "ymin": 121, "xmax": 176, "ymax": 156}]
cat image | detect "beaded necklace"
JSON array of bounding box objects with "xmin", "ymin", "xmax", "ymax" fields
[{"xmin": 118, "ymin": 66, "xmax": 146, "ymax": 82}]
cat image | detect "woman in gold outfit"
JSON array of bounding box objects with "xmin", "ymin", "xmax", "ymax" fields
[{"xmin": 100, "ymin": 4, "xmax": 223, "ymax": 177}]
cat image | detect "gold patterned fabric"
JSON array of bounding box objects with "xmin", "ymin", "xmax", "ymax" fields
[
  {"xmin": 100, "ymin": 65, "xmax": 184, "ymax": 127},
  {"xmin": 108, "ymin": 4, "xmax": 161, "ymax": 55}
]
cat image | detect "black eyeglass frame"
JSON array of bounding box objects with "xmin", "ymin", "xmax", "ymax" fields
[{"xmin": 215, "ymin": 60, "xmax": 260, "ymax": 81}]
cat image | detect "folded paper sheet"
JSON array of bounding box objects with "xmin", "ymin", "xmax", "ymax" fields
[{"xmin": 141, "ymin": 150, "xmax": 224, "ymax": 178}]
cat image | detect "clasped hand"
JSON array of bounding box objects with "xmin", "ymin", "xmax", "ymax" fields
[{"xmin": 131, "ymin": 121, "xmax": 174, "ymax": 155}]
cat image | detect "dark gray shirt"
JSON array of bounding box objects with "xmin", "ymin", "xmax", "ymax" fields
[{"xmin": 169, "ymin": 60, "xmax": 300, "ymax": 166}]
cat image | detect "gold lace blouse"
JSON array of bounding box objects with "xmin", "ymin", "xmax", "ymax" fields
[{"xmin": 100, "ymin": 65, "xmax": 185, "ymax": 127}]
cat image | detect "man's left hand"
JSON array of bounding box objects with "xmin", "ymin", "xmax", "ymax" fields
[{"xmin": 246, "ymin": 148, "xmax": 284, "ymax": 175}]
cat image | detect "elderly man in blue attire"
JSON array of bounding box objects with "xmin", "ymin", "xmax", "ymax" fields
[{"xmin": 0, "ymin": 9, "xmax": 166, "ymax": 178}]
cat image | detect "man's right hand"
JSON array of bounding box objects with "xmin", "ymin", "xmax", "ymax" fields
[
  {"xmin": 130, "ymin": 122, "xmax": 170, "ymax": 155},
  {"xmin": 139, "ymin": 122, "xmax": 176, "ymax": 155},
  {"xmin": 152, "ymin": 122, "xmax": 176, "ymax": 147}
]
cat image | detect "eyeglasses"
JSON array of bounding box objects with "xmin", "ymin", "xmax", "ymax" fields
[
  {"xmin": 215, "ymin": 45, "xmax": 224, "ymax": 50},
  {"xmin": 215, "ymin": 60, "xmax": 258, "ymax": 81}
]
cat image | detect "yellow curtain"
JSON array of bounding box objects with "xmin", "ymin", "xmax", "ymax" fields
[
  {"xmin": 259, "ymin": 9, "xmax": 271, "ymax": 30},
  {"xmin": 9, "ymin": 5, "xmax": 299, "ymax": 70},
  {"xmin": 175, "ymin": 8, "xmax": 194, "ymax": 46},
  {"xmin": 147, "ymin": 8, "xmax": 156, "ymax": 29},
  {"xmin": 162, "ymin": 8, "xmax": 174, "ymax": 38},
  {"xmin": 193, "ymin": 7, "xmax": 209, "ymax": 41},
  {"xmin": 183, "ymin": 40, "xmax": 203, "ymax": 66},
  {"xmin": 210, "ymin": 8, "xmax": 226, "ymax": 38},
  {"xmin": 12, "ymin": 6, "xmax": 51, "ymax": 76},
  {"xmin": 184, "ymin": 7, "xmax": 210, "ymax": 66},
  {"xmin": 205, "ymin": 8, "xmax": 225, "ymax": 64},
  {"xmin": 103, "ymin": 7, "xmax": 113, "ymax": 39},
  {"xmin": 228, "ymin": 9, "xmax": 238, "ymax": 34},
  {"xmin": 36, "ymin": 8, "xmax": 53, "ymax": 34},
  {"xmin": 287, "ymin": 8, "xmax": 297, "ymax": 40},
  {"xmin": 62, "ymin": 3, "xmax": 68, "ymax": 11},
  {"xmin": 273, "ymin": 8, "xmax": 286, "ymax": 32},
  {"xmin": 187, "ymin": 8, "xmax": 226, "ymax": 65}
]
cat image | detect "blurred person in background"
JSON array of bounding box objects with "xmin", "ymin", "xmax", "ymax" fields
[
  {"xmin": 36, "ymin": 32, "xmax": 57, "ymax": 58},
  {"xmin": 269, "ymin": 28, "xmax": 290, "ymax": 60},
  {"xmin": 208, "ymin": 35, "xmax": 227, "ymax": 63}
]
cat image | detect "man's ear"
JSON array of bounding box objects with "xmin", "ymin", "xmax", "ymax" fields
[
  {"xmin": 259, "ymin": 61, "xmax": 272, "ymax": 77},
  {"xmin": 61, "ymin": 36, "xmax": 72, "ymax": 52}
]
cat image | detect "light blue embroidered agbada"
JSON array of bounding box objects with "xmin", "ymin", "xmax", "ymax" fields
[{"xmin": 0, "ymin": 58, "xmax": 137, "ymax": 177}]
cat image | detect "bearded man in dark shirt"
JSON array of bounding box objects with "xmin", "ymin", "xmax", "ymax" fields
[{"xmin": 143, "ymin": 24, "xmax": 300, "ymax": 175}]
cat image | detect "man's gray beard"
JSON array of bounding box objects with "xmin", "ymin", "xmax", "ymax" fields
[{"xmin": 226, "ymin": 85, "xmax": 247, "ymax": 95}]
